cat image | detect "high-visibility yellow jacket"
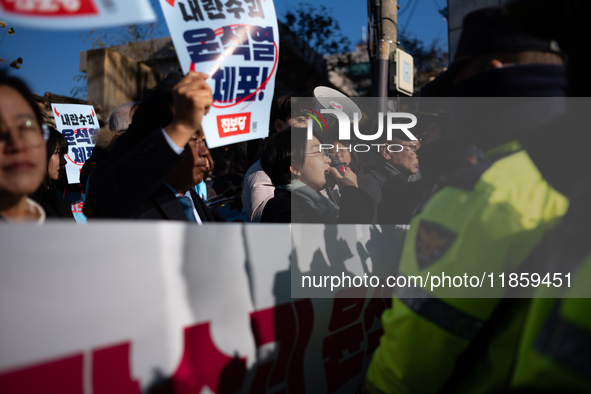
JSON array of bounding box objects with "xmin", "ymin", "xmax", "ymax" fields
[
  {"xmin": 366, "ymin": 143, "xmax": 569, "ymax": 394},
  {"xmin": 511, "ymin": 180, "xmax": 591, "ymax": 393}
]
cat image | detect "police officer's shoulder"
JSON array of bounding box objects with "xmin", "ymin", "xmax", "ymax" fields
[
  {"xmin": 443, "ymin": 160, "xmax": 498, "ymax": 191},
  {"xmin": 440, "ymin": 149, "xmax": 510, "ymax": 191},
  {"xmin": 443, "ymin": 149, "xmax": 539, "ymax": 192}
]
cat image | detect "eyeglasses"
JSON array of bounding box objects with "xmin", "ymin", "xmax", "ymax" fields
[
  {"xmin": 0, "ymin": 118, "xmax": 48, "ymax": 147},
  {"xmin": 305, "ymin": 150, "xmax": 329, "ymax": 158}
]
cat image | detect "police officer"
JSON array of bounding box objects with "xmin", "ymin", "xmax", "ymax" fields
[
  {"xmin": 507, "ymin": 1, "xmax": 591, "ymax": 390},
  {"xmin": 510, "ymin": 175, "xmax": 591, "ymax": 393},
  {"xmin": 366, "ymin": 6, "xmax": 570, "ymax": 394}
]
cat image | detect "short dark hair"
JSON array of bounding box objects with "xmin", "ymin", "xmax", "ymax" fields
[
  {"xmin": 261, "ymin": 128, "xmax": 292, "ymax": 187},
  {"xmin": 290, "ymin": 126, "xmax": 309, "ymax": 172},
  {"xmin": 270, "ymin": 95, "xmax": 311, "ymax": 126},
  {"xmin": 0, "ymin": 71, "xmax": 45, "ymax": 130},
  {"xmin": 46, "ymin": 127, "xmax": 68, "ymax": 157},
  {"xmin": 260, "ymin": 126, "xmax": 309, "ymax": 187}
]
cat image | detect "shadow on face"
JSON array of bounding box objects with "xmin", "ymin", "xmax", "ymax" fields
[{"xmin": 165, "ymin": 128, "xmax": 210, "ymax": 194}]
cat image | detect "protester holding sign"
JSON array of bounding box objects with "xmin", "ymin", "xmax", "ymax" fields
[
  {"xmin": 159, "ymin": 0, "xmax": 280, "ymax": 149},
  {"xmin": 83, "ymin": 71, "xmax": 216, "ymax": 223},
  {"xmin": 0, "ymin": 72, "xmax": 49, "ymax": 222}
]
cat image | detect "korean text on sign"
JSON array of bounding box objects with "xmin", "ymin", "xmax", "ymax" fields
[
  {"xmin": 160, "ymin": 0, "xmax": 279, "ymax": 148},
  {"xmin": 51, "ymin": 103, "xmax": 99, "ymax": 184}
]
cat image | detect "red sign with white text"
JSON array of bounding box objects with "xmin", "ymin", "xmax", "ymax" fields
[
  {"xmin": 217, "ymin": 113, "xmax": 251, "ymax": 138},
  {"xmin": 0, "ymin": 0, "xmax": 99, "ymax": 16}
]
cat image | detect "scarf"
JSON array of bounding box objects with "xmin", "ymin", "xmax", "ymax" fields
[
  {"xmin": 369, "ymin": 158, "xmax": 410, "ymax": 182},
  {"xmin": 289, "ymin": 180, "xmax": 340, "ymax": 223}
]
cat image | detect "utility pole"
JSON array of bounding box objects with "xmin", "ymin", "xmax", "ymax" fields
[{"xmin": 371, "ymin": 0, "xmax": 397, "ymax": 111}]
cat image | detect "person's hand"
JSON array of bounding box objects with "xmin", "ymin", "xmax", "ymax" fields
[
  {"xmin": 165, "ymin": 72, "xmax": 213, "ymax": 147},
  {"xmin": 329, "ymin": 166, "xmax": 358, "ymax": 189}
]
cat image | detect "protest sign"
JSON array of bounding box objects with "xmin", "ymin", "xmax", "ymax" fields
[
  {"xmin": 159, "ymin": 0, "xmax": 280, "ymax": 148},
  {"xmin": 51, "ymin": 103, "xmax": 99, "ymax": 185},
  {"xmin": 0, "ymin": 223, "xmax": 404, "ymax": 393},
  {"xmin": 0, "ymin": 0, "xmax": 156, "ymax": 29}
]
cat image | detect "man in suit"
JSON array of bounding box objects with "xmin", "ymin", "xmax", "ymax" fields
[
  {"xmin": 83, "ymin": 71, "xmax": 215, "ymax": 223},
  {"xmin": 357, "ymin": 131, "xmax": 420, "ymax": 224}
]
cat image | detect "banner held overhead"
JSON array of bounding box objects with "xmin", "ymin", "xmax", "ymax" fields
[{"xmin": 159, "ymin": 0, "xmax": 280, "ymax": 148}]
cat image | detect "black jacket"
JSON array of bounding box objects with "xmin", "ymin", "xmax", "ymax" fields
[
  {"xmin": 31, "ymin": 187, "xmax": 75, "ymax": 221},
  {"xmin": 260, "ymin": 188, "xmax": 291, "ymax": 223},
  {"xmin": 261, "ymin": 186, "xmax": 374, "ymax": 224},
  {"xmin": 83, "ymin": 129, "xmax": 214, "ymax": 222},
  {"xmin": 358, "ymin": 160, "xmax": 409, "ymax": 224}
]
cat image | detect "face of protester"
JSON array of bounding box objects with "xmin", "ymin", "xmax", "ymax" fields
[
  {"xmin": 165, "ymin": 126, "xmax": 210, "ymax": 193},
  {"xmin": 0, "ymin": 86, "xmax": 47, "ymax": 202},
  {"xmin": 292, "ymin": 136, "xmax": 331, "ymax": 192},
  {"xmin": 329, "ymin": 141, "xmax": 352, "ymax": 166},
  {"xmin": 48, "ymin": 147, "xmax": 66, "ymax": 181},
  {"xmin": 383, "ymin": 140, "xmax": 420, "ymax": 177}
]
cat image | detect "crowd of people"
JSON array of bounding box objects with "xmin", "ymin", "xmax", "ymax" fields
[
  {"xmin": 0, "ymin": 67, "xmax": 427, "ymax": 225},
  {"xmin": 1, "ymin": 1, "xmax": 590, "ymax": 393}
]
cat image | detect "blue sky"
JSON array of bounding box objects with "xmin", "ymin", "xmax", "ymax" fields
[{"xmin": 0, "ymin": 0, "xmax": 448, "ymax": 98}]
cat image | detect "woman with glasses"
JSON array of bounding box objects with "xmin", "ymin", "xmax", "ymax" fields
[
  {"xmin": 0, "ymin": 72, "xmax": 49, "ymax": 222},
  {"xmin": 260, "ymin": 127, "xmax": 373, "ymax": 223}
]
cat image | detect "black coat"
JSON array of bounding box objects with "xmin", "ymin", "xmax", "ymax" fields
[
  {"xmin": 377, "ymin": 177, "xmax": 428, "ymax": 225},
  {"xmin": 80, "ymin": 145, "xmax": 109, "ymax": 193},
  {"xmin": 83, "ymin": 129, "xmax": 214, "ymax": 222},
  {"xmin": 358, "ymin": 161, "xmax": 408, "ymax": 224},
  {"xmin": 260, "ymin": 188, "xmax": 291, "ymax": 223},
  {"xmin": 261, "ymin": 186, "xmax": 374, "ymax": 224},
  {"xmin": 31, "ymin": 187, "xmax": 75, "ymax": 221}
]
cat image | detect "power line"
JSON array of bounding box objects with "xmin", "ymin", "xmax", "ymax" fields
[
  {"xmin": 400, "ymin": 0, "xmax": 420, "ymax": 38},
  {"xmin": 398, "ymin": 0, "xmax": 413, "ymax": 16}
]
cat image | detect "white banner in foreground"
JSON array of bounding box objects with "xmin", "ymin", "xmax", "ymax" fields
[
  {"xmin": 159, "ymin": 0, "xmax": 279, "ymax": 148},
  {"xmin": 0, "ymin": 223, "xmax": 404, "ymax": 393},
  {"xmin": 51, "ymin": 103, "xmax": 99, "ymax": 184},
  {"xmin": 0, "ymin": 0, "xmax": 156, "ymax": 29}
]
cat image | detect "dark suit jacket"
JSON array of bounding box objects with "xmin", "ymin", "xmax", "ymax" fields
[
  {"xmin": 358, "ymin": 161, "xmax": 408, "ymax": 224},
  {"xmin": 377, "ymin": 177, "xmax": 427, "ymax": 225},
  {"xmin": 80, "ymin": 145, "xmax": 109, "ymax": 193},
  {"xmin": 83, "ymin": 129, "xmax": 214, "ymax": 222},
  {"xmin": 261, "ymin": 186, "xmax": 374, "ymax": 224},
  {"xmin": 31, "ymin": 188, "xmax": 75, "ymax": 221},
  {"xmin": 260, "ymin": 188, "xmax": 291, "ymax": 223}
]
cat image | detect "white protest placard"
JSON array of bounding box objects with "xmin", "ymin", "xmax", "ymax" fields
[
  {"xmin": 51, "ymin": 103, "xmax": 99, "ymax": 184},
  {"xmin": 0, "ymin": 223, "xmax": 404, "ymax": 393},
  {"xmin": 159, "ymin": 0, "xmax": 279, "ymax": 148},
  {"xmin": 0, "ymin": 0, "xmax": 156, "ymax": 29}
]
